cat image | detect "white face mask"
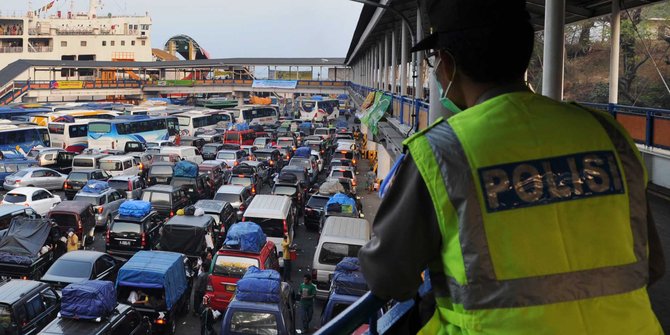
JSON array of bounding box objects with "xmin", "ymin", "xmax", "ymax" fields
[{"xmin": 434, "ymin": 56, "xmax": 463, "ymax": 114}]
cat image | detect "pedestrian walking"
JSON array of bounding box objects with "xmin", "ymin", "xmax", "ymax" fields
[
  {"xmin": 200, "ymin": 296, "xmax": 217, "ymax": 335},
  {"xmin": 66, "ymin": 229, "xmax": 79, "ymax": 252},
  {"xmin": 358, "ymin": 0, "xmax": 664, "ymax": 334},
  {"xmin": 193, "ymin": 260, "xmax": 209, "ymax": 316},
  {"xmin": 365, "ymin": 167, "xmax": 376, "ymax": 193},
  {"xmin": 281, "ymin": 234, "xmax": 292, "ymax": 281},
  {"xmin": 299, "ymin": 274, "xmax": 316, "ymax": 332}
]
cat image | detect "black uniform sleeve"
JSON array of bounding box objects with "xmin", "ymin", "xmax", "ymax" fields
[{"xmin": 358, "ymin": 154, "xmax": 442, "ymax": 301}]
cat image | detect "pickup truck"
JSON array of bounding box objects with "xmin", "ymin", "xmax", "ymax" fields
[{"xmin": 0, "ymin": 217, "xmax": 62, "ymax": 280}]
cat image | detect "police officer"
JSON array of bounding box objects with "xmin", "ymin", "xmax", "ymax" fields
[{"xmin": 358, "ymin": 0, "xmax": 665, "ymax": 334}]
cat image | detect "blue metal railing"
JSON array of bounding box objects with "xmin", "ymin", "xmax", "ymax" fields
[{"xmin": 348, "ymin": 82, "xmax": 430, "ymax": 131}]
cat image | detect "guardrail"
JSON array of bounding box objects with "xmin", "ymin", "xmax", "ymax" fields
[
  {"xmin": 349, "ymin": 82, "xmax": 430, "ymax": 131},
  {"xmin": 581, "ymin": 102, "xmax": 670, "ymax": 150},
  {"xmin": 143, "ymin": 78, "xmax": 349, "ymax": 88}
]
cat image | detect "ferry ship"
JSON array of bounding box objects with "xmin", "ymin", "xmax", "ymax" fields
[{"xmin": 0, "ymin": 0, "xmax": 152, "ymax": 78}]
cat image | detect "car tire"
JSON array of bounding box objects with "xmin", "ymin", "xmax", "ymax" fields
[
  {"xmin": 27, "ymin": 185, "xmax": 34, "ymax": 187},
  {"xmin": 85, "ymin": 228, "xmax": 95, "ymax": 246}
]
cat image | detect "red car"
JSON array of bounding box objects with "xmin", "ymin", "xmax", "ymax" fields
[{"xmin": 205, "ymin": 241, "xmax": 279, "ymax": 311}]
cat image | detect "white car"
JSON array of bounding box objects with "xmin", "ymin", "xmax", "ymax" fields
[
  {"xmin": 311, "ymin": 150, "xmax": 324, "ymax": 172},
  {"xmin": 1, "ymin": 187, "xmax": 61, "ymax": 216}
]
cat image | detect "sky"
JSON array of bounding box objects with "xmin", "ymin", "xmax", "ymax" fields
[{"xmin": 9, "ymin": 0, "xmax": 363, "ymax": 58}]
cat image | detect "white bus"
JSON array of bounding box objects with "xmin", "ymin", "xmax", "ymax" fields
[
  {"xmin": 87, "ymin": 116, "xmax": 180, "ymax": 150},
  {"xmin": 47, "ymin": 120, "xmax": 91, "ymax": 153},
  {"xmin": 30, "ymin": 110, "xmax": 119, "ymax": 126},
  {"xmin": 176, "ymin": 110, "xmax": 233, "ymax": 136},
  {"xmin": 225, "ymin": 105, "xmax": 279, "ymax": 125},
  {"xmin": 300, "ymin": 98, "xmax": 340, "ymax": 121}
]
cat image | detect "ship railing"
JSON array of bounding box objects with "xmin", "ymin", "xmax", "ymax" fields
[
  {"xmin": 28, "ymin": 46, "xmax": 52, "ymax": 53},
  {"xmin": 0, "ymin": 46, "xmax": 23, "ymax": 53}
]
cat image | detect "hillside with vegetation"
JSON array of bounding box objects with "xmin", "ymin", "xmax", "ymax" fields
[{"xmin": 526, "ymin": 2, "xmax": 670, "ymax": 108}]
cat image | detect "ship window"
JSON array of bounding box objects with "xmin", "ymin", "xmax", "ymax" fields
[
  {"xmin": 131, "ymin": 41, "xmax": 135, "ymax": 46},
  {"xmin": 80, "ymin": 41, "xmax": 87, "ymax": 47},
  {"xmin": 111, "ymin": 41, "xmax": 115, "ymax": 46},
  {"xmin": 60, "ymin": 41, "xmax": 67, "ymax": 47},
  {"xmin": 141, "ymin": 41, "xmax": 146, "ymax": 46},
  {"xmin": 121, "ymin": 41, "xmax": 125, "ymax": 46},
  {"xmin": 102, "ymin": 41, "xmax": 106, "ymax": 46}
]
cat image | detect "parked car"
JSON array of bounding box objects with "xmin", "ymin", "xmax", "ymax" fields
[
  {"xmin": 99, "ymin": 155, "xmax": 141, "ymax": 177},
  {"xmin": 63, "ymin": 169, "xmax": 111, "ymax": 200},
  {"xmin": 242, "ymin": 195, "xmax": 297, "ymax": 260},
  {"xmin": 71, "ymin": 154, "xmax": 110, "ymax": 172},
  {"xmin": 3, "ymin": 167, "xmax": 67, "ymax": 191},
  {"xmin": 199, "ymin": 161, "xmax": 229, "ymax": 191},
  {"xmin": 228, "ymin": 171, "xmax": 262, "ymax": 196},
  {"xmin": 304, "ymin": 194, "xmax": 330, "ymax": 231},
  {"xmin": 202, "ymin": 143, "xmax": 225, "ymax": 161},
  {"xmin": 159, "ymin": 214, "xmax": 218, "ymax": 263},
  {"xmin": 272, "ymin": 174, "xmax": 306, "ymax": 217},
  {"xmin": 193, "ymin": 200, "xmax": 237, "ymax": 246},
  {"xmin": 43, "ymin": 151, "xmax": 77, "ymax": 175},
  {"xmin": 140, "ymin": 185, "xmax": 190, "ymax": 219},
  {"xmin": 146, "ymin": 140, "xmax": 174, "ymax": 149},
  {"xmin": 253, "ymin": 148, "xmax": 283, "ymax": 173},
  {"xmin": 240, "ymin": 160, "xmax": 272, "ymax": 186},
  {"xmin": 0, "ymin": 205, "xmax": 35, "ymax": 234},
  {"xmin": 38, "ymin": 302, "xmax": 151, "ymax": 335},
  {"xmin": 0, "ymin": 280, "xmax": 60, "ymax": 334},
  {"xmin": 27, "ymin": 148, "xmax": 65, "ymax": 167},
  {"xmin": 72, "ymin": 182, "xmax": 126, "ymax": 228},
  {"xmin": 216, "ymin": 150, "xmax": 247, "ymax": 169},
  {"xmin": 41, "ymin": 251, "xmax": 119, "ymax": 290},
  {"xmin": 147, "ymin": 162, "xmax": 175, "ymax": 186},
  {"xmin": 180, "ymin": 136, "xmax": 206, "ymax": 152},
  {"xmin": 106, "ymin": 201, "xmax": 163, "ymax": 259},
  {"xmin": 116, "ymin": 251, "xmax": 192, "ymax": 335},
  {"xmin": 2, "ymin": 187, "xmax": 61, "ymax": 217},
  {"xmin": 108, "ymin": 175, "xmax": 145, "ymax": 200},
  {"xmin": 47, "ymin": 201, "xmax": 97, "ymax": 248},
  {"xmin": 160, "ymin": 146, "xmax": 203, "ymax": 164},
  {"xmin": 206, "ymin": 239, "xmax": 279, "ymax": 311},
  {"xmin": 219, "ymin": 270, "xmax": 295, "ymax": 335},
  {"xmin": 214, "ymin": 185, "xmax": 254, "ymax": 220},
  {"xmin": 0, "ymin": 157, "xmax": 38, "ymax": 185},
  {"xmin": 129, "ymin": 152, "xmax": 153, "ymax": 178}
]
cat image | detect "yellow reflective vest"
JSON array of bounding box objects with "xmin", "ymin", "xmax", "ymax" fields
[{"xmin": 405, "ymin": 92, "xmax": 662, "ymax": 334}]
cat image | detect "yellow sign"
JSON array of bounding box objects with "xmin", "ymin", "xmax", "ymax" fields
[
  {"xmin": 50, "ymin": 81, "xmax": 84, "ymax": 90},
  {"xmin": 270, "ymin": 70, "xmax": 312, "ymax": 80}
]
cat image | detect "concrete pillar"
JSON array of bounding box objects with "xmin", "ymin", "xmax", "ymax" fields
[
  {"xmin": 400, "ymin": 23, "xmax": 408, "ymax": 96},
  {"xmin": 383, "ymin": 33, "xmax": 389, "ymax": 91},
  {"xmin": 541, "ymin": 0, "xmax": 565, "ymax": 100},
  {"xmin": 609, "ymin": 0, "xmax": 620, "ymax": 104},
  {"xmin": 415, "ymin": 11, "xmax": 423, "ymax": 100},
  {"xmin": 391, "ymin": 29, "xmax": 397, "ymax": 94}
]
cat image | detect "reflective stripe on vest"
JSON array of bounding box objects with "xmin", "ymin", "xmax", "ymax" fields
[{"xmin": 407, "ymin": 96, "xmax": 649, "ymax": 311}]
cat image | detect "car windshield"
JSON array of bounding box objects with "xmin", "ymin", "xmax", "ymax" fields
[
  {"xmin": 245, "ymin": 217, "xmax": 284, "ymax": 238},
  {"xmin": 142, "ymin": 191, "xmax": 170, "ymax": 204},
  {"xmin": 111, "ymin": 221, "xmax": 141, "ymax": 234},
  {"xmin": 290, "ymin": 158, "xmax": 310, "ymax": 169},
  {"xmin": 146, "ymin": 142, "xmax": 159, "ymax": 148},
  {"xmin": 254, "ymin": 153, "xmax": 272, "ymax": 160},
  {"xmin": 151, "ymin": 165, "xmax": 173, "ymax": 175},
  {"xmin": 331, "ymin": 170, "xmax": 353, "ymax": 179},
  {"xmin": 46, "ymin": 260, "xmax": 91, "ymax": 279},
  {"xmin": 217, "ymin": 152, "xmax": 236, "ymax": 160},
  {"xmin": 277, "ymin": 140, "xmax": 293, "ymax": 147},
  {"xmin": 100, "ymin": 161, "xmax": 123, "ymax": 171},
  {"xmin": 213, "ymin": 255, "xmax": 260, "ymax": 278},
  {"xmin": 214, "ymin": 192, "xmax": 241, "ymax": 203},
  {"xmin": 307, "ymin": 196, "xmax": 329, "ymax": 209},
  {"xmin": 230, "ymin": 311, "xmax": 278, "ymax": 334},
  {"xmin": 273, "ymin": 185, "xmax": 297, "ymax": 196},
  {"xmin": 73, "ymin": 158, "xmax": 94, "ymax": 167},
  {"xmin": 108, "ymin": 180, "xmax": 130, "ymax": 191},
  {"xmin": 229, "ymin": 177, "xmax": 251, "ymax": 187},
  {"xmin": 27, "ymin": 149, "xmax": 39, "ymax": 158},
  {"xmin": 68, "ymin": 172, "xmax": 89, "ymax": 182},
  {"xmin": 3, "ymin": 193, "xmax": 26, "ymax": 203},
  {"xmin": 319, "ymin": 243, "xmax": 362, "ymax": 266},
  {"xmin": 315, "ymin": 129, "xmax": 329, "ymax": 136},
  {"xmin": 73, "ymin": 195, "xmax": 104, "ymax": 206}
]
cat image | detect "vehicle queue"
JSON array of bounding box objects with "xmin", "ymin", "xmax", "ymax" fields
[{"xmin": 0, "ymin": 101, "xmax": 372, "ymax": 335}]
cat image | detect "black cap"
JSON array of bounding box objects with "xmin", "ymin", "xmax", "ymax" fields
[{"xmin": 411, "ymin": 0, "xmax": 531, "ymax": 52}]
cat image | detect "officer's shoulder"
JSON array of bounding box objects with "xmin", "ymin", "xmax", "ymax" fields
[{"xmin": 402, "ymin": 117, "xmax": 446, "ymax": 146}]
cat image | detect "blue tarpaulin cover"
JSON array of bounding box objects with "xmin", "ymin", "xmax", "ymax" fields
[
  {"xmin": 336, "ymin": 120, "xmax": 349, "ymax": 129},
  {"xmin": 118, "ymin": 201, "xmax": 152, "ymax": 218},
  {"xmin": 82, "ymin": 180, "xmax": 109, "ymax": 194},
  {"xmin": 326, "ymin": 193, "xmax": 357, "ymax": 214},
  {"xmin": 235, "ymin": 266, "xmax": 281, "ymax": 303},
  {"xmin": 332, "ymin": 258, "xmax": 368, "ymax": 297},
  {"xmin": 173, "ymin": 160, "xmax": 199, "ymax": 178},
  {"xmin": 61, "ymin": 280, "xmax": 116, "ymax": 320},
  {"xmin": 223, "ymin": 222, "xmax": 266, "ymax": 253},
  {"xmin": 116, "ymin": 251, "xmax": 188, "ymax": 310},
  {"xmin": 235, "ymin": 123, "xmax": 250, "ymax": 131},
  {"xmin": 294, "ymin": 147, "xmax": 311, "ymax": 158}
]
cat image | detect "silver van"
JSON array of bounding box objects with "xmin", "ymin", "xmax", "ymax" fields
[
  {"xmin": 72, "ymin": 154, "xmax": 110, "ymax": 172},
  {"xmin": 312, "ymin": 216, "xmax": 371, "ymax": 299}
]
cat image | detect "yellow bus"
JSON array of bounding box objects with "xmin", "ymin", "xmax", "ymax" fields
[{"xmin": 30, "ymin": 110, "xmax": 119, "ymax": 126}]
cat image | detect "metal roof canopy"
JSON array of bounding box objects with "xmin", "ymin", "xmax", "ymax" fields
[
  {"xmin": 11, "ymin": 58, "xmax": 346, "ymax": 69},
  {"xmin": 345, "ymin": 0, "xmax": 665, "ymax": 65}
]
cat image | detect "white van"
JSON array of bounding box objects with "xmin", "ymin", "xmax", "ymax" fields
[
  {"xmin": 71, "ymin": 154, "xmax": 110, "ymax": 172},
  {"xmin": 312, "ymin": 216, "xmax": 371, "ymax": 299},
  {"xmin": 160, "ymin": 146, "xmax": 203, "ymax": 164},
  {"xmin": 98, "ymin": 155, "xmax": 140, "ymax": 177},
  {"xmin": 242, "ymin": 195, "xmax": 296, "ymax": 265}
]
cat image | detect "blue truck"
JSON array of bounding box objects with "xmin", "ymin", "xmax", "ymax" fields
[{"xmin": 116, "ymin": 250, "xmax": 192, "ymax": 335}]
